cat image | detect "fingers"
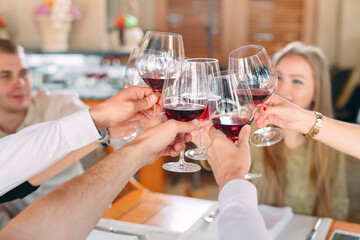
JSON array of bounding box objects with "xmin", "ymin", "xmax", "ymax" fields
[
  {"xmin": 130, "ymin": 85, "xmax": 154, "ymax": 99},
  {"xmin": 208, "ymin": 126, "xmax": 227, "ymax": 141},
  {"xmin": 143, "ymin": 113, "xmax": 167, "ymax": 129},
  {"xmin": 183, "ymin": 132, "xmax": 192, "ymax": 142},
  {"xmin": 167, "ymin": 119, "xmax": 199, "ymax": 134},
  {"xmin": 134, "ymin": 94, "xmax": 158, "ymax": 112},
  {"xmin": 237, "ymin": 125, "xmax": 251, "ymax": 148}
]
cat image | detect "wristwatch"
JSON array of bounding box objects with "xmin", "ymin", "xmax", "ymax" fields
[
  {"xmin": 97, "ymin": 128, "xmax": 110, "ymax": 147},
  {"xmin": 304, "ymin": 111, "xmax": 323, "ymax": 139}
]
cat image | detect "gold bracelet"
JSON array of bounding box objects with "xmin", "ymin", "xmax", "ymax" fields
[{"xmin": 303, "ymin": 111, "xmax": 323, "ymax": 139}]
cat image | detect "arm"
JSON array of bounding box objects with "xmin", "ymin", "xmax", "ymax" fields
[
  {"xmin": 28, "ymin": 142, "xmax": 99, "ymax": 186},
  {"xmin": 28, "ymin": 117, "xmax": 149, "ymax": 186},
  {"xmin": 219, "ymin": 180, "xmax": 269, "ymax": 240},
  {"xmin": 0, "ymin": 86, "xmax": 157, "ymax": 196},
  {"xmin": 0, "ymin": 110, "xmax": 100, "ymax": 196},
  {"xmin": 255, "ymin": 94, "xmax": 360, "ymax": 159},
  {"xmin": 207, "ymin": 125, "xmax": 270, "ymax": 240},
  {"xmin": 0, "ymin": 115, "xmax": 199, "ymax": 240}
]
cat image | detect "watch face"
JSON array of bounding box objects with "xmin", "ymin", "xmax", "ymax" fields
[{"xmin": 98, "ymin": 129, "xmax": 108, "ymax": 142}]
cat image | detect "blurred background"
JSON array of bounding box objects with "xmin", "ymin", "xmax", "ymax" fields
[
  {"xmin": 1, "ymin": 0, "xmax": 359, "ymax": 118},
  {"xmin": 0, "ymin": 0, "xmax": 359, "ymax": 222}
]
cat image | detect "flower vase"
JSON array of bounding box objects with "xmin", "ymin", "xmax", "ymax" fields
[
  {"xmin": 37, "ymin": 16, "xmax": 72, "ymax": 52},
  {"xmin": 109, "ymin": 26, "xmax": 143, "ymax": 53},
  {"xmin": 0, "ymin": 28, "xmax": 10, "ymax": 40}
]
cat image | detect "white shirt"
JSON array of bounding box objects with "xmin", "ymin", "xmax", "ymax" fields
[
  {"xmin": 0, "ymin": 110, "xmax": 100, "ymax": 196},
  {"xmin": 218, "ymin": 179, "xmax": 270, "ymax": 240}
]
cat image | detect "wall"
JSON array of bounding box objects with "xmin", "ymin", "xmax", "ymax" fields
[
  {"xmin": 315, "ymin": 0, "xmax": 360, "ymax": 68},
  {"xmin": 0, "ymin": 0, "xmax": 359, "ymax": 68},
  {"xmin": 0, "ymin": 0, "xmax": 153, "ymax": 51}
]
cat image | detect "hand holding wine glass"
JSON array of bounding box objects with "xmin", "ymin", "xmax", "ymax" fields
[
  {"xmin": 208, "ymin": 70, "xmax": 261, "ymax": 179},
  {"xmin": 229, "ymin": 45, "xmax": 284, "ymax": 147},
  {"xmin": 161, "ymin": 60, "xmax": 209, "ymax": 173}
]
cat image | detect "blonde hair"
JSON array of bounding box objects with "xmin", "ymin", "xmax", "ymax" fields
[{"xmin": 261, "ymin": 42, "xmax": 340, "ymax": 217}]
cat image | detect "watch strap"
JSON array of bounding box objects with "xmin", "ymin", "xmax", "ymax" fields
[{"xmin": 303, "ymin": 111, "xmax": 323, "ymax": 139}]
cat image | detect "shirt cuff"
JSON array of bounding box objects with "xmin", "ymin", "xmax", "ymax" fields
[
  {"xmin": 59, "ymin": 109, "xmax": 101, "ymax": 151},
  {"xmin": 219, "ymin": 179, "xmax": 259, "ymax": 209}
]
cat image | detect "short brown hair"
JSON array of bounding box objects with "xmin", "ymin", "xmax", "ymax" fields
[{"xmin": 0, "ymin": 39, "xmax": 20, "ymax": 54}]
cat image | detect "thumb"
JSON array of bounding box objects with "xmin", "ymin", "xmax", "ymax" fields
[
  {"xmin": 208, "ymin": 126, "xmax": 227, "ymax": 141},
  {"xmin": 237, "ymin": 125, "xmax": 251, "ymax": 147},
  {"xmin": 134, "ymin": 94, "xmax": 158, "ymax": 111},
  {"xmin": 170, "ymin": 119, "xmax": 199, "ymax": 134}
]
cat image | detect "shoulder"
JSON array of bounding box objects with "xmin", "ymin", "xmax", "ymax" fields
[
  {"xmin": 32, "ymin": 89, "xmax": 88, "ymax": 119},
  {"xmin": 33, "ymin": 89, "xmax": 81, "ymax": 103}
]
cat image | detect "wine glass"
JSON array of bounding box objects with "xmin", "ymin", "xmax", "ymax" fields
[
  {"xmin": 184, "ymin": 58, "xmax": 220, "ymax": 161},
  {"xmin": 162, "ymin": 60, "xmax": 209, "ymax": 173},
  {"xmin": 121, "ymin": 48, "xmax": 148, "ymax": 143},
  {"xmin": 209, "ymin": 70, "xmax": 262, "ymax": 179},
  {"xmin": 136, "ymin": 31, "xmax": 185, "ymax": 115},
  {"xmin": 229, "ymin": 45, "xmax": 284, "ymax": 147},
  {"xmin": 123, "ymin": 48, "xmax": 147, "ymax": 88}
]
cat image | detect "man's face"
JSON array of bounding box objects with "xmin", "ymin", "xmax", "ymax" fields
[{"xmin": 0, "ymin": 53, "xmax": 32, "ymax": 113}]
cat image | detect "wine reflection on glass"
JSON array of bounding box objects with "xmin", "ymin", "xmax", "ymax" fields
[
  {"xmin": 229, "ymin": 45, "xmax": 284, "ymax": 147},
  {"xmin": 161, "ymin": 61, "xmax": 209, "ymax": 173},
  {"xmin": 209, "ymin": 70, "xmax": 262, "ymax": 179}
]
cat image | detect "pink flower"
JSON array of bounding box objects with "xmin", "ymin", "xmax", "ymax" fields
[{"xmin": 34, "ymin": 2, "xmax": 81, "ymax": 22}]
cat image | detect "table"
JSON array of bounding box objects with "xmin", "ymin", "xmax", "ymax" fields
[
  {"xmin": 326, "ymin": 220, "xmax": 360, "ymax": 239},
  {"xmin": 101, "ymin": 190, "xmax": 360, "ymax": 240}
]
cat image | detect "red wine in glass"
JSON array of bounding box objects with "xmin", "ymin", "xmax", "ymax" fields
[
  {"xmin": 200, "ymin": 97, "xmax": 221, "ymax": 120},
  {"xmin": 236, "ymin": 89, "xmax": 272, "ymax": 105},
  {"xmin": 199, "ymin": 105, "xmax": 209, "ymax": 120},
  {"xmin": 251, "ymin": 89, "xmax": 272, "ymax": 105},
  {"xmin": 212, "ymin": 115, "xmax": 251, "ymax": 142},
  {"xmin": 164, "ymin": 103, "xmax": 206, "ymax": 122},
  {"xmin": 142, "ymin": 77, "xmax": 166, "ymax": 93}
]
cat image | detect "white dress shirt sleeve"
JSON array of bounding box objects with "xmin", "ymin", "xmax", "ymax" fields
[
  {"xmin": 218, "ymin": 179, "xmax": 270, "ymax": 240},
  {"xmin": 0, "ymin": 110, "xmax": 100, "ymax": 196}
]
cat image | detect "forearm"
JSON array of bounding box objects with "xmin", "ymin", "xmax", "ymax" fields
[
  {"xmin": 299, "ymin": 111, "xmax": 360, "ymax": 159},
  {"xmin": 28, "ymin": 142, "xmax": 100, "ymax": 186},
  {"xmin": 218, "ymin": 180, "xmax": 269, "ymax": 240},
  {"xmin": 0, "ymin": 144, "xmax": 143, "ymax": 240},
  {"xmin": 0, "ymin": 110, "xmax": 100, "ymax": 196},
  {"xmin": 315, "ymin": 117, "xmax": 360, "ymax": 159}
]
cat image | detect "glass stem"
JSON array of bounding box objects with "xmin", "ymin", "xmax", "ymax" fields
[
  {"xmin": 260, "ymin": 104, "xmax": 269, "ymax": 138},
  {"xmin": 178, "ymin": 133, "xmax": 186, "ymax": 165},
  {"xmin": 199, "ymin": 130, "xmax": 204, "ymax": 148},
  {"xmin": 178, "ymin": 150, "xmax": 186, "ymax": 165}
]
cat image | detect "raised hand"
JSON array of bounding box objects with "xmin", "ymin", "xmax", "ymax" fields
[{"xmin": 207, "ymin": 125, "xmax": 252, "ymax": 190}]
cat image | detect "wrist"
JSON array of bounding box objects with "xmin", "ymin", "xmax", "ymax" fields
[
  {"xmin": 124, "ymin": 140, "xmax": 149, "ymax": 168},
  {"xmin": 89, "ymin": 106, "xmax": 108, "ymax": 131},
  {"xmin": 298, "ymin": 109, "xmax": 316, "ymax": 134},
  {"xmin": 219, "ymin": 170, "xmax": 246, "ymax": 191}
]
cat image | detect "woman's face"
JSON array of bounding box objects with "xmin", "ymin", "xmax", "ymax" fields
[{"xmin": 275, "ymin": 54, "xmax": 315, "ymax": 110}]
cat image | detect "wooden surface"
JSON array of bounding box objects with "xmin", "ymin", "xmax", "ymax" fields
[
  {"xmin": 326, "ymin": 220, "xmax": 360, "ymax": 239},
  {"xmin": 103, "ymin": 188, "xmax": 214, "ymax": 233}
]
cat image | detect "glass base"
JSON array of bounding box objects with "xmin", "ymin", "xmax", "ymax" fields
[
  {"xmin": 162, "ymin": 161, "xmax": 201, "ymax": 173},
  {"xmin": 185, "ymin": 148, "xmax": 208, "ymax": 160},
  {"xmin": 121, "ymin": 131, "xmax": 137, "ymax": 143},
  {"xmin": 245, "ymin": 173, "xmax": 262, "ymax": 180},
  {"xmin": 250, "ymin": 127, "xmax": 284, "ymax": 147}
]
